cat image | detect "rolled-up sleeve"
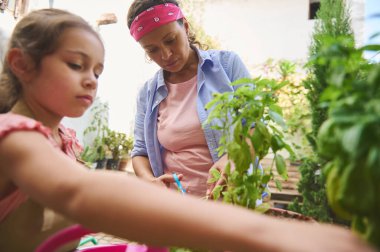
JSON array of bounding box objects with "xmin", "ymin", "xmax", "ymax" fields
[{"xmin": 131, "ymin": 83, "xmax": 148, "ymax": 157}]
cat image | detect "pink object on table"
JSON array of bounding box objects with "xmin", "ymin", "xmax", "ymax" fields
[
  {"xmin": 35, "ymin": 224, "xmax": 169, "ymax": 252},
  {"xmin": 124, "ymin": 244, "xmax": 169, "ymax": 252},
  {"xmin": 35, "ymin": 224, "xmax": 93, "ymax": 252},
  {"xmin": 78, "ymin": 244, "xmax": 169, "ymax": 252},
  {"xmin": 78, "ymin": 244, "xmax": 128, "ymax": 252}
]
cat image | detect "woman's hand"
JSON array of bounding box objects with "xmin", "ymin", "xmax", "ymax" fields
[
  {"xmin": 206, "ymin": 155, "xmax": 234, "ymax": 199},
  {"xmin": 152, "ymin": 173, "xmax": 184, "ymax": 188},
  {"xmin": 132, "ymin": 156, "xmax": 183, "ymax": 188}
]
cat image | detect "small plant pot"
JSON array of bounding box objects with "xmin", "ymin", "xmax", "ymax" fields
[
  {"xmin": 265, "ymin": 207, "xmax": 316, "ymax": 222},
  {"xmin": 95, "ymin": 159, "xmax": 107, "ymax": 169},
  {"xmin": 118, "ymin": 157, "xmax": 131, "ymax": 171},
  {"xmin": 106, "ymin": 159, "xmax": 120, "ymax": 170}
]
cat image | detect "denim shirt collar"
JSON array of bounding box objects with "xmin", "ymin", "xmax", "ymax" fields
[
  {"xmin": 153, "ymin": 47, "xmax": 214, "ymax": 92},
  {"xmin": 196, "ymin": 47, "xmax": 214, "ymax": 70}
]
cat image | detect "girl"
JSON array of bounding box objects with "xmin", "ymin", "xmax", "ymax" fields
[{"xmin": 0, "ymin": 8, "xmax": 375, "ymax": 252}]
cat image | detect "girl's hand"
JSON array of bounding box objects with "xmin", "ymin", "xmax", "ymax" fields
[
  {"xmin": 206, "ymin": 155, "xmax": 234, "ymax": 199},
  {"xmin": 152, "ymin": 173, "xmax": 183, "ymax": 188}
]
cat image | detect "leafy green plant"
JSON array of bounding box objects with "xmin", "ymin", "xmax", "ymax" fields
[
  {"xmin": 103, "ymin": 128, "xmax": 133, "ymax": 161},
  {"xmin": 315, "ymin": 36, "xmax": 380, "ymax": 249},
  {"xmin": 253, "ymin": 59, "xmax": 312, "ymax": 161},
  {"xmin": 288, "ymin": 154, "xmax": 333, "ymax": 222},
  {"xmin": 82, "ymin": 98, "xmax": 109, "ymax": 164},
  {"xmin": 204, "ymin": 77, "xmax": 294, "ymax": 210},
  {"xmin": 80, "ymin": 146, "xmax": 98, "ymax": 166},
  {"xmin": 289, "ymin": 0, "xmax": 355, "ymax": 222}
]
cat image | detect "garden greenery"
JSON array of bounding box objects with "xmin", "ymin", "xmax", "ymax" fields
[
  {"xmin": 205, "ymin": 77, "xmax": 294, "ymax": 210},
  {"xmin": 289, "ymin": 0, "xmax": 354, "ymax": 222},
  {"xmin": 315, "ymin": 36, "xmax": 380, "ymax": 249}
]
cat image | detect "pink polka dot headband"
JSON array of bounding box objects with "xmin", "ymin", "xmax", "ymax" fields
[{"xmin": 130, "ymin": 3, "xmax": 184, "ymax": 41}]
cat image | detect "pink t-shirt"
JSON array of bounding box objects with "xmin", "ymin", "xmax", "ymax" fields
[
  {"xmin": 157, "ymin": 76, "xmax": 214, "ymax": 197},
  {"xmin": 0, "ymin": 113, "xmax": 83, "ymax": 222}
]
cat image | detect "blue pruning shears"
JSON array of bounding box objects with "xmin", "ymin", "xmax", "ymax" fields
[{"xmin": 173, "ymin": 173, "xmax": 186, "ymax": 194}]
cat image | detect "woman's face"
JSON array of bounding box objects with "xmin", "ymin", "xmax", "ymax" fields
[
  {"xmin": 25, "ymin": 27, "xmax": 104, "ymax": 119},
  {"xmin": 138, "ymin": 20, "xmax": 193, "ymax": 73}
]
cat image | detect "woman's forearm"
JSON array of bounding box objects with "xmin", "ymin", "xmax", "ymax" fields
[{"xmin": 132, "ymin": 155, "xmax": 155, "ymax": 181}]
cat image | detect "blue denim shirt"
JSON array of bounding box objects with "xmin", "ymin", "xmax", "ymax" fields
[{"xmin": 131, "ymin": 48, "xmax": 251, "ymax": 176}]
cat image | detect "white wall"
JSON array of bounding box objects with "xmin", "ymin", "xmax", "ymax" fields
[
  {"xmin": 202, "ymin": 0, "xmax": 365, "ymax": 68},
  {"xmin": 0, "ymin": 0, "xmax": 368, "ymax": 144},
  {"xmin": 0, "ymin": 0, "xmax": 159, "ymax": 143}
]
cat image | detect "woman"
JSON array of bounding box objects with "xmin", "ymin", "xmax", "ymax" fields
[{"xmin": 128, "ymin": 0, "xmax": 252, "ymax": 198}]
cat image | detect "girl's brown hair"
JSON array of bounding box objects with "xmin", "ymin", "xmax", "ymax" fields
[
  {"xmin": 0, "ymin": 8, "xmax": 102, "ymax": 113},
  {"xmin": 127, "ymin": 0, "xmax": 205, "ymax": 49}
]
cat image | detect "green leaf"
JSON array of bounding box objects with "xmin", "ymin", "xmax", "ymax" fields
[
  {"xmin": 359, "ymin": 44, "xmax": 380, "ymax": 52},
  {"xmin": 230, "ymin": 78, "xmax": 254, "ymax": 86},
  {"xmin": 207, "ymin": 167, "xmax": 221, "ymax": 184},
  {"xmin": 342, "ymin": 124, "xmax": 364, "ymax": 157},
  {"xmin": 261, "ymin": 174, "xmax": 272, "ymax": 185},
  {"xmin": 212, "ymin": 185, "xmax": 223, "ymax": 200},
  {"xmin": 271, "ymin": 134, "xmax": 285, "ymax": 153},
  {"xmin": 269, "ymin": 110, "xmax": 287, "ymax": 129},
  {"xmin": 274, "ymin": 179, "xmax": 282, "ymax": 191},
  {"xmin": 269, "ymin": 104, "xmax": 283, "ymax": 115},
  {"xmin": 328, "ymin": 67, "xmax": 346, "ymax": 87},
  {"xmin": 275, "ymin": 154, "xmax": 288, "ymax": 180},
  {"xmin": 255, "ymin": 202, "xmax": 271, "ymax": 214}
]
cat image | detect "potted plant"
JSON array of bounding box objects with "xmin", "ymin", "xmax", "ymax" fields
[
  {"xmin": 118, "ymin": 136, "xmax": 134, "ymax": 171},
  {"xmin": 103, "ymin": 128, "xmax": 134, "ymax": 170},
  {"xmin": 79, "ymin": 140, "xmax": 106, "ymax": 169},
  {"xmin": 93, "ymin": 136, "xmax": 108, "ymax": 169},
  {"xmin": 82, "ymin": 98, "xmax": 109, "ymax": 169},
  {"xmin": 205, "ymin": 77, "xmax": 295, "ymax": 212}
]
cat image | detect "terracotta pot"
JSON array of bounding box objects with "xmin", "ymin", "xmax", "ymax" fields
[
  {"xmin": 118, "ymin": 157, "xmax": 130, "ymax": 171},
  {"xmin": 265, "ymin": 207, "xmax": 316, "ymax": 222}
]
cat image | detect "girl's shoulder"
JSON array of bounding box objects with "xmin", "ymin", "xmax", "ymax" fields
[
  {"xmin": 58, "ymin": 124, "xmax": 83, "ymax": 159},
  {"xmin": 0, "ymin": 113, "xmax": 51, "ymax": 140}
]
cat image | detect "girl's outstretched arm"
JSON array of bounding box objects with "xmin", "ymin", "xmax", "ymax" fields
[{"xmin": 0, "ymin": 131, "xmax": 376, "ymax": 252}]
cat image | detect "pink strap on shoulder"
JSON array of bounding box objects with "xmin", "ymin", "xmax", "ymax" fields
[{"xmin": 0, "ymin": 189, "xmax": 28, "ymax": 222}]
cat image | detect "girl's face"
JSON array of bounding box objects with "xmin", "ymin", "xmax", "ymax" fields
[
  {"xmin": 25, "ymin": 27, "xmax": 104, "ymax": 118},
  {"xmin": 138, "ymin": 20, "xmax": 193, "ymax": 74}
]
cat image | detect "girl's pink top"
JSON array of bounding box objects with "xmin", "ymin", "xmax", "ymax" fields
[
  {"xmin": 0, "ymin": 113, "xmax": 83, "ymax": 222},
  {"xmin": 157, "ymin": 76, "xmax": 214, "ymax": 197}
]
